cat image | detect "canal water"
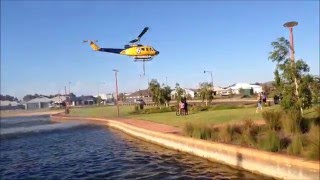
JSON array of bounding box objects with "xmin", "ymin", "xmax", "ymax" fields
[{"xmin": 0, "ymin": 116, "xmax": 272, "ymax": 179}]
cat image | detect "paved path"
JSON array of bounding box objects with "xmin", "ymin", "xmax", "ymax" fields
[{"xmin": 118, "ymin": 118, "xmax": 182, "ymax": 135}]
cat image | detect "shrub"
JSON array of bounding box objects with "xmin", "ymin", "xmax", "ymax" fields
[
  {"xmin": 218, "ymin": 124, "xmax": 239, "ymax": 143},
  {"xmin": 199, "ymin": 126, "xmax": 213, "ymax": 140},
  {"xmin": 262, "ymin": 110, "xmax": 282, "ymax": 131},
  {"xmin": 287, "ymin": 133, "xmax": 303, "ymax": 156},
  {"xmin": 189, "ymin": 105, "xmax": 209, "ymax": 113},
  {"xmin": 184, "ymin": 122, "xmax": 194, "ymax": 137},
  {"xmin": 134, "ymin": 105, "xmax": 139, "ymax": 112},
  {"xmin": 280, "ymin": 136, "xmax": 291, "ymax": 150},
  {"xmin": 258, "ymin": 130, "xmax": 281, "ymax": 152},
  {"xmin": 306, "ymin": 125, "xmax": 320, "ymax": 160},
  {"xmin": 241, "ymin": 128, "xmax": 258, "ymax": 147},
  {"xmin": 314, "ymin": 106, "xmax": 320, "ymax": 126},
  {"xmin": 211, "ymin": 104, "xmax": 243, "ymax": 110},
  {"xmin": 130, "ymin": 107, "xmax": 174, "ymax": 115},
  {"xmin": 300, "ymin": 117, "xmax": 311, "ymax": 133},
  {"xmin": 281, "ymin": 110, "xmax": 302, "ymax": 135},
  {"xmin": 243, "ymin": 119, "xmax": 254, "ymax": 129}
]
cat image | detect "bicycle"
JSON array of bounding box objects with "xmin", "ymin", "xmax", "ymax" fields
[{"xmin": 176, "ymin": 108, "xmax": 186, "ymax": 116}]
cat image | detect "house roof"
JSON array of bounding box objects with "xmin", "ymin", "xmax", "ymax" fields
[
  {"xmin": 127, "ymin": 89, "xmax": 152, "ymax": 97},
  {"xmin": 27, "ymin": 97, "xmax": 52, "ymax": 103},
  {"xmin": 51, "ymin": 96, "xmax": 67, "ymax": 103},
  {"xmin": 228, "ymin": 83, "xmax": 262, "ymax": 90}
]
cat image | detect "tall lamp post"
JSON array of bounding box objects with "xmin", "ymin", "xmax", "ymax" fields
[
  {"xmin": 112, "ymin": 69, "xmax": 120, "ymax": 117},
  {"xmin": 283, "ymin": 21, "xmax": 301, "ymax": 113},
  {"xmin": 68, "ymin": 82, "xmax": 71, "ymax": 105},
  {"xmin": 204, "ymin": 70, "xmax": 213, "ymax": 87}
]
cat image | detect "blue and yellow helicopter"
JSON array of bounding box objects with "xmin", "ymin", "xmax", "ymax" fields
[{"xmin": 83, "ymin": 27, "xmax": 159, "ymax": 75}]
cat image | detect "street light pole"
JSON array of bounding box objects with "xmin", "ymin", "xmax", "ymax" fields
[
  {"xmin": 112, "ymin": 69, "xmax": 120, "ymax": 117},
  {"xmin": 283, "ymin": 21, "xmax": 302, "ymax": 114},
  {"xmin": 68, "ymin": 82, "xmax": 71, "ymax": 105},
  {"xmin": 204, "ymin": 70, "xmax": 213, "ymax": 87}
]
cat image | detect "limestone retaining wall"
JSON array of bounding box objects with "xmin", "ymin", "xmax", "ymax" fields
[{"xmin": 51, "ymin": 115, "xmax": 320, "ymax": 180}]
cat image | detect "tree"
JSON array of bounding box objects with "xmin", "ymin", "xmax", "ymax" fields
[
  {"xmin": 0, "ymin": 94, "xmax": 18, "ymax": 101},
  {"xmin": 269, "ymin": 37, "xmax": 314, "ymax": 114},
  {"xmin": 174, "ymin": 83, "xmax": 185, "ymax": 103},
  {"xmin": 148, "ymin": 79, "xmax": 173, "ymax": 107},
  {"xmin": 118, "ymin": 93, "xmax": 126, "ymax": 101},
  {"xmin": 162, "ymin": 85, "xmax": 172, "ymax": 107},
  {"xmin": 149, "ymin": 79, "xmax": 161, "ymax": 106},
  {"xmin": 199, "ymin": 82, "xmax": 213, "ymax": 106},
  {"xmin": 309, "ymin": 76, "xmax": 320, "ymax": 104},
  {"xmin": 96, "ymin": 96, "xmax": 102, "ymax": 106}
]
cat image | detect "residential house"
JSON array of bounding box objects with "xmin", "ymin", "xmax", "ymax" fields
[
  {"xmin": 72, "ymin": 95, "xmax": 97, "ymax": 106},
  {"xmin": 171, "ymin": 88, "xmax": 196, "ymax": 100},
  {"xmin": 126, "ymin": 89, "xmax": 152, "ymax": 103},
  {"xmin": 25, "ymin": 97, "xmax": 52, "ymax": 110},
  {"xmin": 224, "ymin": 83, "xmax": 263, "ymax": 95}
]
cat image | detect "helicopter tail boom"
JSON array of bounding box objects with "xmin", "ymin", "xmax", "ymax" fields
[{"xmin": 89, "ymin": 41, "xmax": 101, "ymax": 51}]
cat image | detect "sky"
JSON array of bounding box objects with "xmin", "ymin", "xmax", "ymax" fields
[{"xmin": 1, "ymin": 1, "xmax": 319, "ymax": 99}]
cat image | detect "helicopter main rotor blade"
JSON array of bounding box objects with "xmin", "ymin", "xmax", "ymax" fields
[
  {"xmin": 129, "ymin": 27, "xmax": 149, "ymax": 43},
  {"xmin": 138, "ymin": 27, "xmax": 149, "ymax": 39}
]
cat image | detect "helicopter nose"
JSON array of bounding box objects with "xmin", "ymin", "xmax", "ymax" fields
[{"xmin": 155, "ymin": 51, "xmax": 160, "ymax": 55}]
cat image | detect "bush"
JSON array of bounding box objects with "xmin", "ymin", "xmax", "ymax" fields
[
  {"xmin": 183, "ymin": 123, "xmax": 220, "ymax": 141},
  {"xmin": 287, "ymin": 134, "xmax": 303, "ymax": 156},
  {"xmin": 218, "ymin": 124, "xmax": 239, "ymax": 143},
  {"xmin": 258, "ymin": 130, "xmax": 281, "ymax": 152},
  {"xmin": 241, "ymin": 128, "xmax": 258, "ymax": 147},
  {"xmin": 184, "ymin": 122, "xmax": 194, "ymax": 137},
  {"xmin": 189, "ymin": 105, "xmax": 209, "ymax": 113},
  {"xmin": 130, "ymin": 106, "xmax": 174, "ymax": 115},
  {"xmin": 314, "ymin": 106, "xmax": 320, "ymax": 126},
  {"xmin": 281, "ymin": 110, "xmax": 302, "ymax": 135},
  {"xmin": 134, "ymin": 105, "xmax": 139, "ymax": 112},
  {"xmin": 211, "ymin": 104, "xmax": 243, "ymax": 110},
  {"xmin": 262, "ymin": 110, "xmax": 282, "ymax": 131},
  {"xmin": 306, "ymin": 125, "xmax": 320, "ymax": 160},
  {"xmin": 300, "ymin": 117, "xmax": 311, "ymax": 133}
]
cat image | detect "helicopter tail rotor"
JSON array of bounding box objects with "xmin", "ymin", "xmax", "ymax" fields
[{"xmin": 83, "ymin": 40, "xmax": 100, "ymax": 51}]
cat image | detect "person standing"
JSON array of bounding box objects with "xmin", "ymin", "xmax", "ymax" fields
[
  {"xmin": 262, "ymin": 92, "xmax": 267, "ymax": 106},
  {"xmin": 256, "ymin": 93, "xmax": 262, "ymax": 113},
  {"xmin": 183, "ymin": 97, "xmax": 188, "ymax": 115}
]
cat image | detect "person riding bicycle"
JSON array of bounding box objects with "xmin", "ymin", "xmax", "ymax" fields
[{"xmin": 179, "ymin": 99, "xmax": 185, "ymax": 115}]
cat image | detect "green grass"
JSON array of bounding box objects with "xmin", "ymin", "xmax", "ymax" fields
[
  {"xmin": 69, "ymin": 104, "xmax": 318, "ymax": 128},
  {"xmin": 69, "ymin": 105, "xmax": 134, "ymax": 118},
  {"xmin": 70, "ymin": 105, "xmax": 278, "ymax": 128}
]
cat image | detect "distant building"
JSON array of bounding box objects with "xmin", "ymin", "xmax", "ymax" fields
[
  {"xmin": 126, "ymin": 89, "xmax": 152, "ymax": 103},
  {"xmin": 72, "ymin": 96, "xmax": 97, "ymax": 106},
  {"xmin": 224, "ymin": 83, "xmax": 263, "ymax": 95},
  {"xmin": 171, "ymin": 88, "xmax": 196, "ymax": 99},
  {"xmin": 25, "ymin": 97, "xmax": 52, "ymax": 110},
  {"xmin": 0, "ymin": 100, "xmax": 24, "ymax": 110},
  {"xmin": 51, "ymin": 95, "xmax": 67, "ymax": 104}
]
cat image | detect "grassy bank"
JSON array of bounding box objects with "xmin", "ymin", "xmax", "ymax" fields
[{"xmin": 69, "ymin": 105, "xmax": 276, "ymax": 127}]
